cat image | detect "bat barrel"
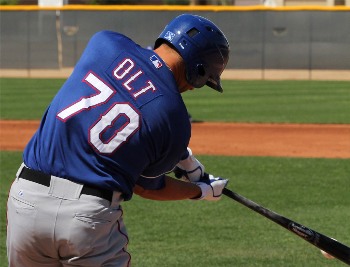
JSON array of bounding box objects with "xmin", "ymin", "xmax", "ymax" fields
[{"xmin": 222, "ymin": 188, "xmax": 350, "ymax": 265}]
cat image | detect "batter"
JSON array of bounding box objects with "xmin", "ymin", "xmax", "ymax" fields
[{"xmin": 7, "ymin": 14, "xmax": 230, "ymax": 267}]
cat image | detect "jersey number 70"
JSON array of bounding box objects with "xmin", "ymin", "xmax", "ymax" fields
[{"xmin": 56, "ymin": 72, "xmax": 140, "ymax": 154}]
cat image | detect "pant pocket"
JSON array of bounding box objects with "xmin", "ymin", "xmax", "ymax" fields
[
  {"xmin": 74, "ymin": 213, "xmax": 113, "ymax": 228},
  {"xmin": 10, "ymin": 195, "xmax": 36, "ymax": 214},
  {"xmin": 66, "ymin": 207, "xmax": 123, "ymax": 251}
]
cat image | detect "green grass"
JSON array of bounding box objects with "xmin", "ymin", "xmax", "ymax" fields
[
  {"xmin": 1, "ymin": 152, "xmax": 349, "ymax": 266},
  {"xmin": 184, "ymin": 80, "xmax": 350, "ymax": 124},
  {"xmin": 0, "ymin": 78, "xmax": 64, "ymax": 120},
  {"xmin": 1, "ymin": 78, "xmax": 349, "ymax": 266},
  {"xmin": 126, "ymin": 155, "xmax": 350, "ymax": 267},
  {"xmin": 1, "ymin": 79, "xmax": 349, "ymax": 123}
]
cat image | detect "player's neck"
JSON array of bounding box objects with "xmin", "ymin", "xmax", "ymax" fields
[{"xmin": 154, "ymin": 44, "xmax": 192, "ymax": 93}]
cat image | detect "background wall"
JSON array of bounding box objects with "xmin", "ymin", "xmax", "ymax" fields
[{"xmin": 1, "ymin": 7, "xmax": 349, "ymax": 79}]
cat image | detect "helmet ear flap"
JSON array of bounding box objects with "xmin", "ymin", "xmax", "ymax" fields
[
  {"xmin": 197, "ymin": 64, "xmax": 206, "ymax": 76},
  {"xmin": 186, "ymin": 62, "xmax": 208, "ymax": 88}
]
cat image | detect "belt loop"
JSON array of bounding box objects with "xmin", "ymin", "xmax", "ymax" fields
[
  {"xmin": 16, "ymin": 163, "xmax": 26, "ymax": 180},
  {"xmin": 110, "ymin": 191, "xmax": 123, "ymax": 208},
  {"xmin": 48, "ymin": 176, "xmax": 84, "ymax": 200}
]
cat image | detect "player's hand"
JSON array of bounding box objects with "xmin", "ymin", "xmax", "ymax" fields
[
  {"xmin": 176, "ymin": 147, "xmax": 204, "ymax": 182},
  {"xmin": 193, "ymin": 173, "xmax": 228, "ymax": 201}
]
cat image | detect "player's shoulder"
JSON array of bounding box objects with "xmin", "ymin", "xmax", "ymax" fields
[
  {"xmin": 91, "ymin": 30, "xmax": 123, "ymax": 39},
  {"xmin": 91, "ymin": 30, "xmax": 135, "ymax": 46},
  {"xmin": 143, "ymin": 92, "xmax": 190, "ymax": 129}
]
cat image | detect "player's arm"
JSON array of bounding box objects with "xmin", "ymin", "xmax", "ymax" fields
[
  {"xmin": 134, "ymin": 174, "xmax": 228, "ymax": 201},
  {"xmin": 134, "ymin": 175, "xmax": 201, "ymax": 201}
]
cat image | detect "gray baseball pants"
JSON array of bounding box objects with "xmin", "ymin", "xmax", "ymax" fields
[{"xmin": 7, "ymin": 163, "xmax": 131, "ymax": 267}]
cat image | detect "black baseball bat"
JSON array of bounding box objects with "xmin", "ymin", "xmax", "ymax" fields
[{"xmin": 222, "ymin": 187, "xmax": 350, "ymax": 265}]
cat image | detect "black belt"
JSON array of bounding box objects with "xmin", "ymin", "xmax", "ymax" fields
[{"xmin": 19, "ymin": 166, "xmax": 113, "ymax": 202}]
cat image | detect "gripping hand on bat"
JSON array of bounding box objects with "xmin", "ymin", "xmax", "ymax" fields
[{"xmin": 193, "ymin": 173, "xmax": 228, "ymax": 201}]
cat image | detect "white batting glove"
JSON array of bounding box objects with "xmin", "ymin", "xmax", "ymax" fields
[
  {"xmin": 176, "ymin": 147, "xmax": 204, "ymax": 182},
  {"xmin": 193, "ymin": 174, "xmax": 228, "ymax": 201}
]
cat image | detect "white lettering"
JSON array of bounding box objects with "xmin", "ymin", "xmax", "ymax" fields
[
  {"xmin": 123, "ymin": 70, "xmax": 143, "ymax": 91},
  {"xmin": 133, "ymin": 81, "xmax": 157, "ymax": 98},
  {"xmin": 113, "ymin": 58, "xmax": 134, "ymax": 79},
  {"xmin": 112, "ymin": 57, "xmax": 158, "ymax": 99}
]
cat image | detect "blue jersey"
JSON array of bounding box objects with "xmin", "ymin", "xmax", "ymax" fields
[{"xmin": 23, "ymin": 31, "xmax": 191, "ymax": 200}]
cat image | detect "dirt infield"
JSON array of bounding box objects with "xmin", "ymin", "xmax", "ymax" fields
[{"xmin": 1, "ymin": 120, "xmax": 350, "ymax": 159}]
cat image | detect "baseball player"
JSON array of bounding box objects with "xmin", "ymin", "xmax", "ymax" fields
[{"xmin": 7, "ymin": 14, "xmax": 230, "ymax": 267}]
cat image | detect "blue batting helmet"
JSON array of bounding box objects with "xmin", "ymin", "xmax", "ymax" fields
[{"xmin": 155, "ymin": 14, "xmax": 230, "ymax": 93}]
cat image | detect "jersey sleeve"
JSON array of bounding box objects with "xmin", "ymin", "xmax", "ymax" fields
[
  {"xmin": 136, "ymin": 174, "xmax": 165, "ymax": 190},
  {"xmin": 138, "ymin": 95, "xmax": 191, "ymax": 179}
]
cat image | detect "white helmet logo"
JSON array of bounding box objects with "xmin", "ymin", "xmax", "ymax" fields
[{"xmin": 164, "ymin": 31, "xmax": 175, "ymax": 42}]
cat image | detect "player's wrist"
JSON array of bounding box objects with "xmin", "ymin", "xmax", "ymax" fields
[
  {"xmin": 176, "ymin": 147, "xmax": 205, "ymax": 182},
  {"xmin": 190, "ymin": 183, "xmax": 209, "ymax": 200}
]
